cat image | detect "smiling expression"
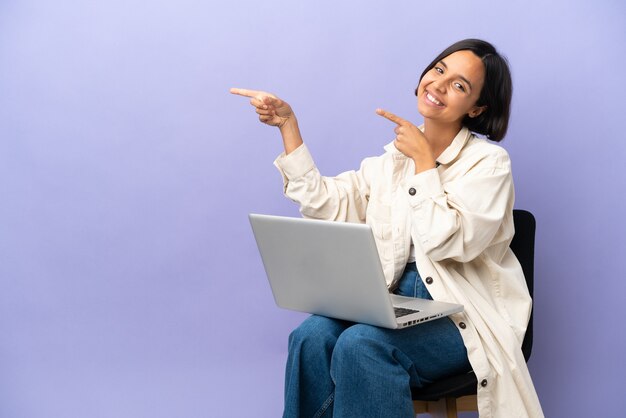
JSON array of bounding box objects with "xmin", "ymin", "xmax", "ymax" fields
[{"xmin": 416, "ymin": 50, "xmax": 487, "ymax": 126}]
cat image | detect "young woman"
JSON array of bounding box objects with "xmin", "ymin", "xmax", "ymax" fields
[{"xmin": 231, "ymin": 39, "xmax": 544, "ymax": 418}]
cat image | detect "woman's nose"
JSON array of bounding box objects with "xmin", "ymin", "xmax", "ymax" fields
[{"xmin": 431, "ymin": 78, "xmax": 446, "ymax": 93}]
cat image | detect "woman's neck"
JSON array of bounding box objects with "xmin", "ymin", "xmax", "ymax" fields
[{"xmin": 423, "ymin": 119, "xmax": 462, "ymax": 160}]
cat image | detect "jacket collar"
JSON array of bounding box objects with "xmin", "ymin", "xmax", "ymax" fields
[{"xmin": 383, "ymin": 126, "xmax": 472, "ymax": 165}]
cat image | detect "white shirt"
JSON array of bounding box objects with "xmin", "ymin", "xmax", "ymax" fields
[{"xmin": 274, "ymin": 127, "xmax": 544, "ymax": 418}]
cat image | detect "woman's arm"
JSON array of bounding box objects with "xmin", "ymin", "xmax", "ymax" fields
[
  {"xmin": 231, "ymin": 87, "xmax": 373, "ymax": 223},
  {"xmin": 230, "ymin": 88, "xmax": 302, "ymax": 154},
  {"xmin": 275, "ymin": 146, "xmax": 376, "ymax": 223},
  {"xmin": 408, "ymin": 148, "xmax": 514, "ymax": 263}
]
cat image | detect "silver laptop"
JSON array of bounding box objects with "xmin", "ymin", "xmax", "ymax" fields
[{"xmin": 249, "ymin": 213, "xmax": 463, "ymax": 329}]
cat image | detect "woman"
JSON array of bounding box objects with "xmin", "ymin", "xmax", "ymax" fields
[{"xmin": 231, "ymin": 39, "xmax": 544, "ymax": 418}]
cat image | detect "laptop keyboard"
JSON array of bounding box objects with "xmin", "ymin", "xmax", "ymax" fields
[{"xmin": 394, "ymin": 307, "xmax": 420, "ymax": 318}]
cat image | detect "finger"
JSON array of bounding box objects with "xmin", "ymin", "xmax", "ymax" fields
[
  {"xmin": 262, "ymin": 96, "xmax": 281, "ymax": 107},
  {"xmin": 230, "ymin": 87, "xmax": 262, "ymax": 98},
  {"xmin": 255, "ymin": 107, "xmax": 272, "ymax": 115},
  {"xmin": 376, "ymin": 108, "xmax": 408, "ymax": 126},
  {"xmin": 250, "ymin": 97, "xmax": 267, "ymax": 109},
  {"xmin": 394, "ymin": 137, "xmax": 409, "ymax": 152}
]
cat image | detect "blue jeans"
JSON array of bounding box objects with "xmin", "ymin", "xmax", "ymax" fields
[{"xmin": 283, "ymin": 263, "xmax": 471, "ymax": 418}]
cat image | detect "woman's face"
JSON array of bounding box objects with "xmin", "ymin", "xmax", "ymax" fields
[{"xmin": 416, "ymin": 50, "xmax": 486, "ymax": 125}]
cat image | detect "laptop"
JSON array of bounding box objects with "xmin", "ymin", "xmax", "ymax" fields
[{"xmin": 249, "ymin": 213, "xmax": 463, "ymax": 329}]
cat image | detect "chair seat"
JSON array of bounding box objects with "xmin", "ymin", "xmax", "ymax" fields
[{"xmin": 411, "ymin": 371, "xmax": 477, "ymax": 401}]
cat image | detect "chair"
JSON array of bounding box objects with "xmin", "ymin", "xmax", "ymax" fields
[{"xmin": 412, "ymin": 209, "xmax": 536, "ymax": 417}]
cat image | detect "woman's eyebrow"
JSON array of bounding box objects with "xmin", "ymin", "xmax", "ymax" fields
[{"xmin": 439, "ymin": 59, "xmax": 473, "ymax": 91}]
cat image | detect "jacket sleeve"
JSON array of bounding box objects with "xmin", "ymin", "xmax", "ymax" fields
[
  {"xmin": 406, "ymin": 147, "xmax": 514, "ymax": 263},
  {"xmin": 273, "ymin": 143, "xmax": 374, "ymax": 223}
]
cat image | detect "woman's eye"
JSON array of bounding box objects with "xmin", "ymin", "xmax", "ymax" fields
[
  {"xmin": 434, "ymin": 66, "xmax": 443, "ymax": 74},
  {"xmin": 454, "ymin": 82, "xmax": 466, "ymax": 92}
]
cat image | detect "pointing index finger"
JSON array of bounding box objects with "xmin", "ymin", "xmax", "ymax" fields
[
  {"xmin": 376, "ymin": 108, "xmax": 408, "ymax": 126},
  {"xmin": 230, "ymin": 88, "xmax": 261, "ymax": 98}
]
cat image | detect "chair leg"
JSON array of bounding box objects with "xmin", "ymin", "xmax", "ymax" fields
[
  {"xmin": 455, "ymin": 395, "xmax": 478, "ymax": 412},
  {"xmin": 445, "ymin": 398, "xmax": 458, "ymax": 418},
  {"xmin": 413, "ymin": 398, "xmax": 458, "ymax": 418},
  {"xmin": 413, "ymin": 400, "xmax": 429, "ymax": 415}
]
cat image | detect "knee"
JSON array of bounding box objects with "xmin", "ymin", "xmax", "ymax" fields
[
  {"xmin": 331, "ymin": 324, "xmax": 384, "ymax": 362},
  {"xmin": 288, "ymin": 315, "xmax": 345, "ymax": 353},
  {"xmin": 330, "ymin": 325, "xmax": 411, "ymax": 385},
  {"xmin": 329, "ymin": 325, "xmax": 391, "ymax": 383}
]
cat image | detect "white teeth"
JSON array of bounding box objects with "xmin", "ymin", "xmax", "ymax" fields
[{"xmin": 426, "ymin": 93, "xmax": 442, "ymax": 106}]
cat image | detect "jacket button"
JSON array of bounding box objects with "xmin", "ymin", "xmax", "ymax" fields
[
  {"xmin": 425, "ymin": 276, "xmax": 433, "ymax": 284},
  {"xmin": 459, "ymin": 322, "xmax": 466, "ymax": 329},
  {"xmin": 480, "ymin": 379, "xmax": 488, "ymax": 387},
  {"xmin": 408, "ymin": 187, "xmax": 416, "ymax": 196}
]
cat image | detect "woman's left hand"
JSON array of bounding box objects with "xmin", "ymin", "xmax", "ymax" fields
[{"xmin": 376, "ymin": 108, "xmax": 436, "ymax": 173}]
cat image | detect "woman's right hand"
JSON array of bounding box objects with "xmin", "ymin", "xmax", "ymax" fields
[{"xmin": 230, "ymin": 88, "xmax": 294, "ymax": 128}]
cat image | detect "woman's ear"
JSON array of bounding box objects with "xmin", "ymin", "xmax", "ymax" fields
[{"xmin": 468, "ymin": 105, "xmax": 487, "ymax": 118}]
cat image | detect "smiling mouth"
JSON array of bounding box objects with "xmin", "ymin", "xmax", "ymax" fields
[{"xmin": 425, "ymin": 91, "xmax": 444, "ymax": 107}]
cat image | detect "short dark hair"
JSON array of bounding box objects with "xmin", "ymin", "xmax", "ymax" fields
[{"xmin": 416, "ymin": 39, "xmax": 513, "ymax": 142}]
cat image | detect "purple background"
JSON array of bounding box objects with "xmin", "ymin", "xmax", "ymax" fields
[{"xmin": 1, "ymin": 1, "xmax": 625, "ymax": 417}]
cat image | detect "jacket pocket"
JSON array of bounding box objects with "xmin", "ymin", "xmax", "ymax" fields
[{"xmin": 366, "ymin": 197, "xmax": 392, "ymax": 240}]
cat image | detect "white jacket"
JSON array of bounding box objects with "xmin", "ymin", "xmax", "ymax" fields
[{"xmin": 274, "ymin": 127, "xmax": 544, "ymax": 418}]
